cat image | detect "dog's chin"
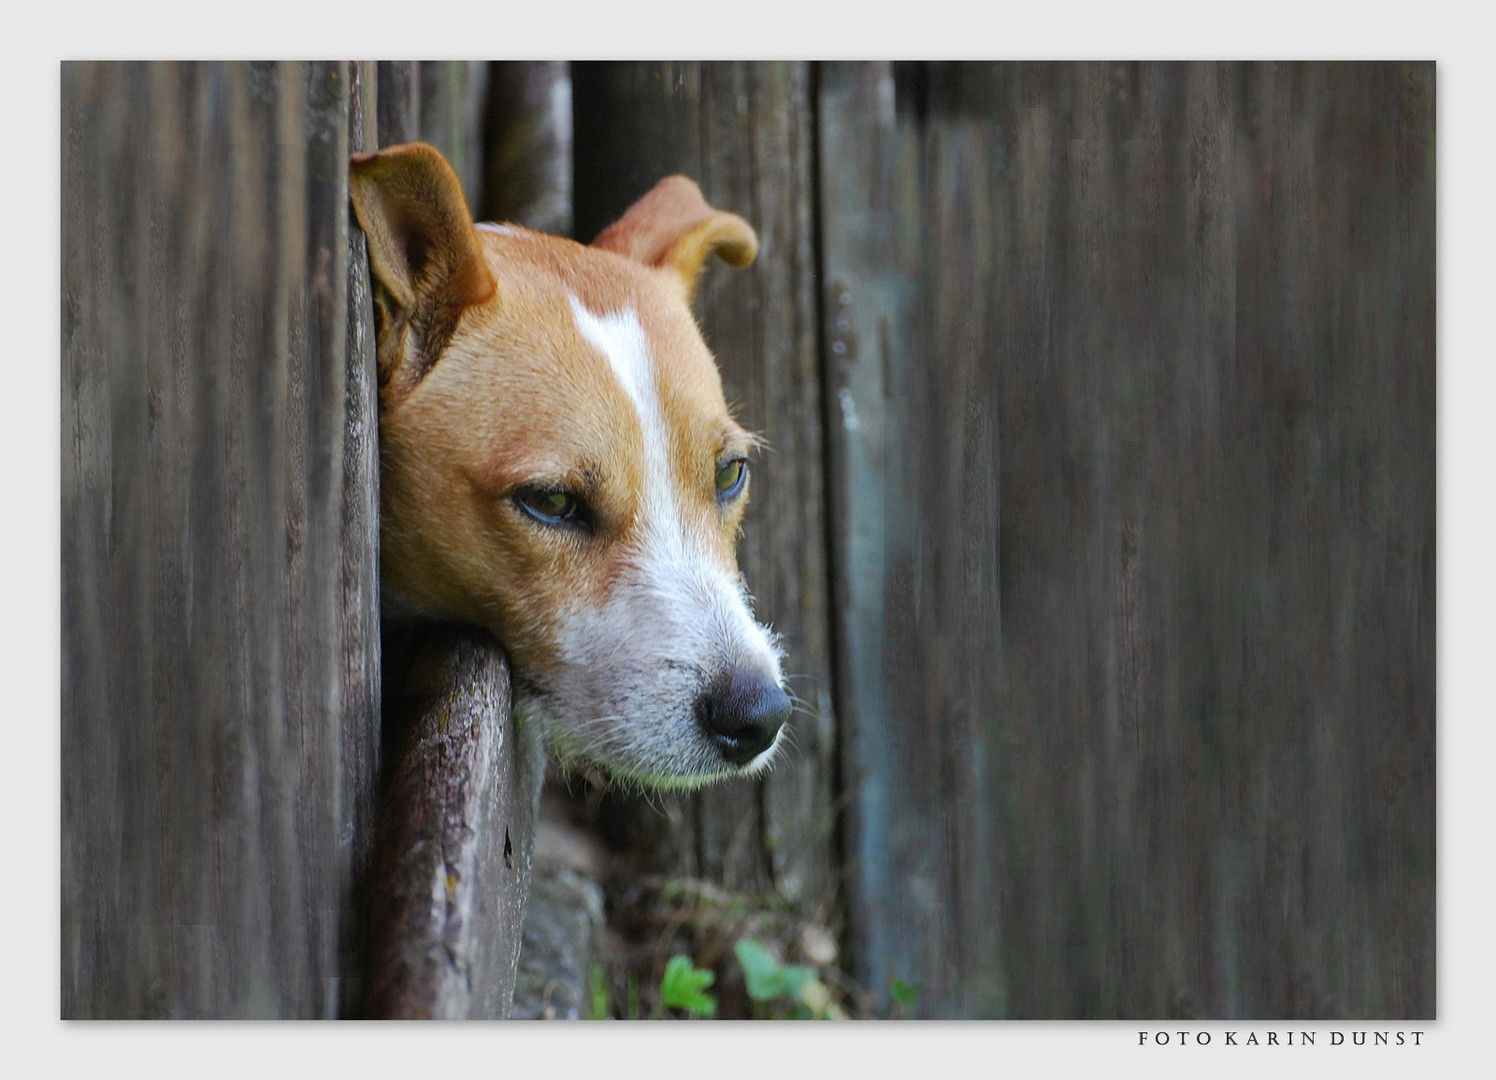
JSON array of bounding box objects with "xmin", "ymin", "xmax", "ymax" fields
[
  {"xmin": 514, "ymin": 691, "xmax": 783, "ymax": 793},
  {"xmin": 548, "ymin": 734, "xmax": 783, "ymax": 794},
  {"xmin": 569, "ymin": 756, "xmax": 779, "ymax": 795},
  {"xmin": 588, "ymin": 740, "xmax": 782, "ymax": 794}
]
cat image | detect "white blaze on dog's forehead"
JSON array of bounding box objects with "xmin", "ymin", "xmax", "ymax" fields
[
  {"xmin": 569, "ymin": 297, "xmax": 655, "ymax": 439},
  {"xmin": 475, "ymin": 221, "xmax": 522, "ymax": 236},
  {"xmin": 565, "ymin": 294, "xmax": 781, "ymax": 678},
  {"xmin": 566, "ymin": 295, "xmax": 690, "ymax": 561}
]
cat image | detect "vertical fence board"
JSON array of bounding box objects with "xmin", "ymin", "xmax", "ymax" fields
[
  {"xmin": 571, "ymin": 62, "xmax": 702, "ymax": 244},
  {"xmin": 991, "ymin": 61, "xmax": 1433, "ymax": 1019},
  {"xmin": 339, "ymin": 58, "xmax": 383, "ymax": 1019},
  {"xmin": 480, "ymin": 61, "xmax": 573, "ymax": 234},
  {"xmin": 908, "ymin": 65, "xmax": 1008, "ymax": 1017},
  {"xmin": 819, "ymin": 60, "xmax": 1434, "ymax": 1018},
  {"xmin": 419, "ymin": 61, "xmax": 488, "ymax": 204},
  {"xmin": 376, "ymin": 61, "xmax": 419, "ymax": 149},
  {"xmin": 61, "ymin": 60, "xmax": 381, "ymax": 1018},
  {"xmin": 816, "ymin": 61, "xmax": 926, "ymax": 1011},
  {"xmin": 820, "ymin": 60, "xmax": 1010, "ymax": 1013}
]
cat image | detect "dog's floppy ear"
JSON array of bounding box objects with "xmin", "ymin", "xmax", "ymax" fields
[
  {"xmin": 591, "ymin": 176, "xmax": 758, "ymax": 301},
  {"xmin": 349, "ymin": 142, "xmax": 496, "ymax": 392}
]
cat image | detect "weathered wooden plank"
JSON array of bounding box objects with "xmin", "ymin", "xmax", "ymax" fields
[
  {"xmin": 569, "ymin": 62, "xmax": 838, "ymax": 919},
  {"xmin": 816, "ymin": 60, "xmax": 930, "ymax": 1012},
  {"xmin": 991, "ymin": 61, "xmax": 1433, "ymax": 1019},
  {"xmin": 901, "ymin": 65, "xmax": 1008, "ymax": 1017},
  {"xmin": 480, "ymin": 61, "xmax": 573, "ymax": 234},
  {"xmin": 419, "ymin": 61, "xmax": 488, "ymax": 205},
  {"xmin": 376, "ymin": 60, "xmax": 420, "ymax": 147},
  {"xmin": 61, "ymin": 60, "xmax": 380, "ymax": 1018},
  {"xmin": 820, "ymin": 60, "xmax": 1435, "ymax": 1018},
  {"xmin": 571, "ymin": 62, "xmax": 702, "ymax": 243},
  {"xmin": 338, "ymin": 59, "xmax": 383, "ymax": 1017},
  {"xmin": 366, "ymin": 628, "xmax": 545, "ymax": 1019}
]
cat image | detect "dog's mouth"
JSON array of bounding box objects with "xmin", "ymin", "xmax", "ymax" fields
[{"xmin": 512, "ymin": 665, "xmax": 789, "ymax": 789}]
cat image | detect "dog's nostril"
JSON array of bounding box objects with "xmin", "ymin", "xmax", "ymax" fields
[{"xmin": 696, "ymin": 669, "xmax": 790, "ymax": 768}]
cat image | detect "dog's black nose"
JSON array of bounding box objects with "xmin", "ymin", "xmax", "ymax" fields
[{"xmin": 696, "ymin": 668, "xmax": 790, "ymax": 767}]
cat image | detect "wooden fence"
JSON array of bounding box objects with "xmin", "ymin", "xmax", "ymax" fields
[
  {"xmin": 62, "ymin": 62, "xmax": 383, "ymax": 1018},
  {"xmin": 818, "ymin": 61, "xmax": 1434, "ymax": 1018},
  {"xmin": 61, "ymin": 60, "xmax": 1434, "ymax": 1019}
]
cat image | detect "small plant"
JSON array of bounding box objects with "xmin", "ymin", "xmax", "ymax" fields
[
  {"xmin": 660, "ymin": 954, "xmax": 718, "ymax": 1018},
  {"xmin": 588, "ymin": 962, "xmax": 610, "ymax": 1020},
  {"xmin": 888, "ymin": 977, "xmax": 920, "ymax": 1018},
  {"xmin": 734, "ymin": 938, "xmax": 841, "ymax": 1019}
]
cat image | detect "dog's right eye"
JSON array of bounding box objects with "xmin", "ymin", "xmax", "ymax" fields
[{"xmin": 514, "ymin": 487, "xmax": 587, "ymax": 528}]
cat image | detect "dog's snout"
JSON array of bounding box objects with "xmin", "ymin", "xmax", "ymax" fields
[{"xmin": 696, "ymin": 668, "xmax": 790, "ymax": 767}]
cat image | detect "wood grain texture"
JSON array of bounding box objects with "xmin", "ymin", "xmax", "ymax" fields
[
  {"xmin": 819, "ymin": 61, "xmax": 1434, "ymax": 1018},
  {"xmin": 366, "ymin": 628, "xmax": 545, "ymax": 1019},
  {"xmin": 340, "ymin": 59, "xmax": 382, "ymax": 1019},
  {"xmin": 421, "ymin": 62, "xmax": 489, "ymax": 206},
  {"xmin": 570, "ymin": 62, "xmax": 839, "ymax": 919},
  {"xmin": 480, "ymin": 61, "xmax": 573, "ymax": 233},
  {"xmin": 376, "ymin": 61, "xmax": 420, "ymax": 149},
  {"xmin": 61, "ymin": 61, "xmax": 378, "ymax": 1017}
]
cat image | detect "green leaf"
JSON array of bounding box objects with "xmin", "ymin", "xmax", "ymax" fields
[
  {"xmin": 734, "ymin": 938, "xmax": 816, "ymax": 1004},
  {"xmin": 588, "ymin": 962, "xmax": 610, "ymax": 1020},
  {"xmin": 660, "ymin": 954, "xmax": 718, "ymax": 1018},
  {"xmin": 889, "ymin": 977, "xmax": 921, "ymax": 1009}
]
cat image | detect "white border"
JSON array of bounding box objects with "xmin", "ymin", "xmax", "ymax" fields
[{"xmin": 14, "ymin": 4, "xmax": 1491, "ymax": 1077}]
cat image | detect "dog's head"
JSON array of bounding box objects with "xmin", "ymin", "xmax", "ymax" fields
[{"xmin": 350, "ymin": 142, "xmax": 787, "ymax": 788}]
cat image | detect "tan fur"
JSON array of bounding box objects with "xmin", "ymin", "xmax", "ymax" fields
[
  {"xmin": 350, "ymin": 143, "xmax": 773, "ymax": 783},
  {"xmin": 591, "ymin": 175, "xmax": 757, "ymax": 301}
]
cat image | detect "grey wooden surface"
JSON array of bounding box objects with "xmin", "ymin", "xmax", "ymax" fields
[
  {"xmin": 480, "ymin": 60, "xmax": 573, "ymax": 235},
  {"xmin": 340, "ymin": 60, "xmax": 384, "ymax": 1019},
  {"xmin": 367, "ymin": 628, "xmax": 544, "ymax": 1019},
  {"xmin": 819, "ymin": 61, "xmax": 1434, "ymax": 1018},
  {"xmin": 62, "ymin": 61, "xmax": 381, "ymax": 1018}
]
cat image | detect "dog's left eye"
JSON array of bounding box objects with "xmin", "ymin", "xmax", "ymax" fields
[
  {"xmin": 515, "ymin": 487, "xmax": 587, "ymax": 527},
  {"xmin": 715, "ymin": 458, "xmax": 749, "ymax": 500}
]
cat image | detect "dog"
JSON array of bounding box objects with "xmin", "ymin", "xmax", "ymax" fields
[{"xmin": 349, "ymin": 142, "xmax": 788, "ymax": 789}]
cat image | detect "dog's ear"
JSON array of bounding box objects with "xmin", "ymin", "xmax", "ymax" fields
[
  {"xmin": 349, "ymin": 142, "xmax": 496, "ymax": 392},
  {"xmin": 591, "ymin": 176, "xmax": 758, "ymax": 301}
]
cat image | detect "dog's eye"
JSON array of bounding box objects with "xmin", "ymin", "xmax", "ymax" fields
[
  {"xmin": 715, "ymin": 458, "xmax": 749, "ymax": 500},
  {"xmin": 515, "ymin": 487, "xmax": 585, "ymax": 527}
]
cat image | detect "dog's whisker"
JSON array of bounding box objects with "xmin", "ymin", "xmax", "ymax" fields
[{"xmin": 779, "ymin": 724, "xmax": 803, "ymax": 754}]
